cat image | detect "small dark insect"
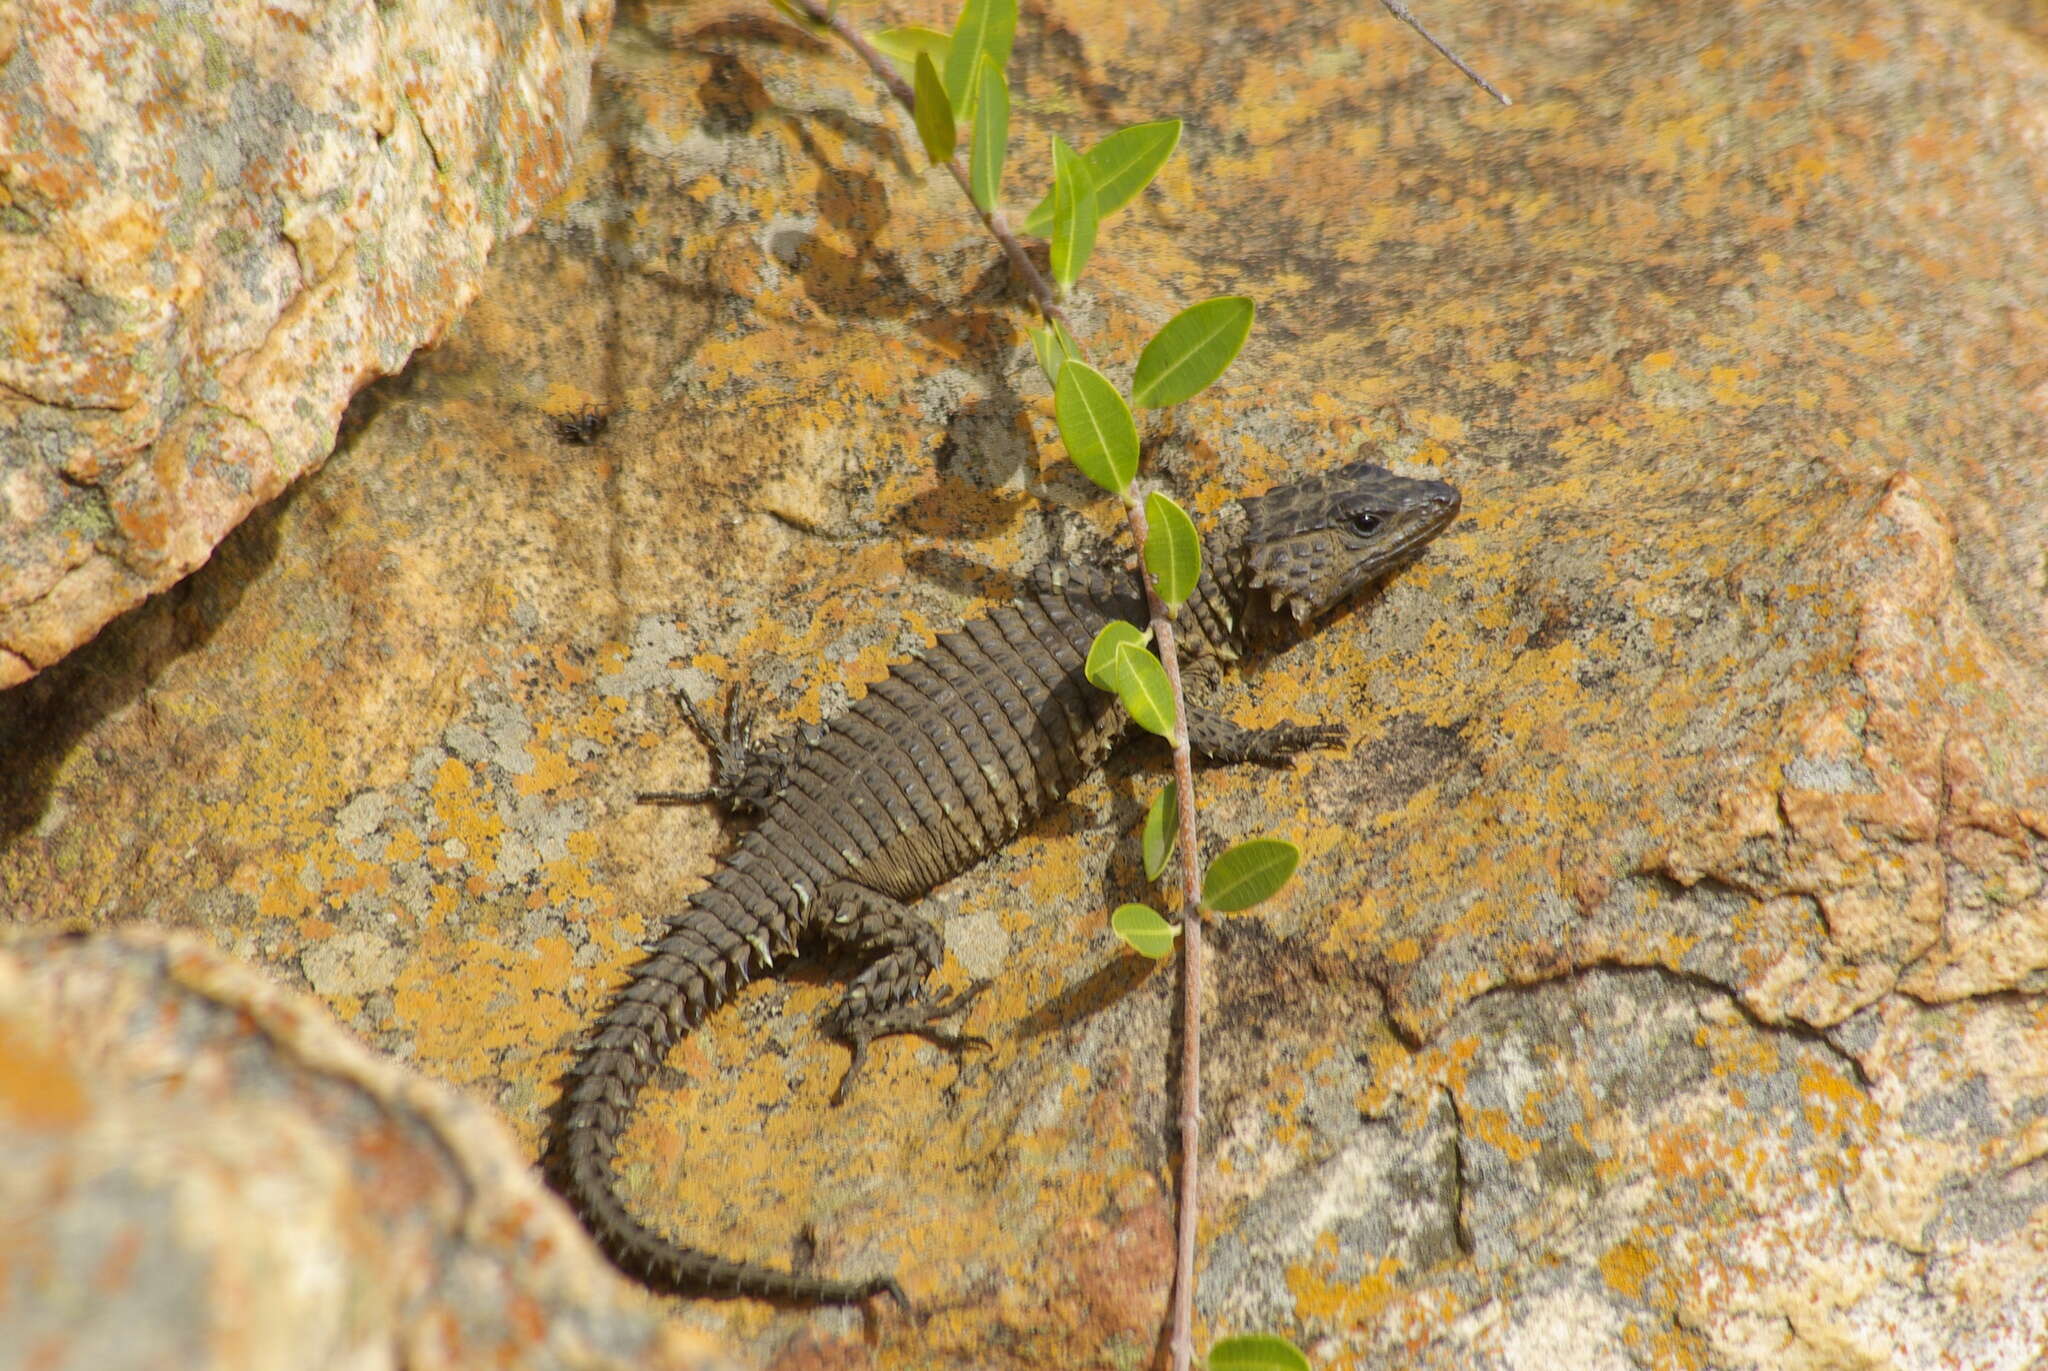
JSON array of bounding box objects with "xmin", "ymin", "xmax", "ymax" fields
[{"xmin": 551, "ymin": 404, "xmax": 610, "ymax": 445}]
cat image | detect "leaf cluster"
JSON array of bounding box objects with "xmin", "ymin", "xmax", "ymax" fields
[
  {"xmin": 869, "ymin": 0, "xmax": 1304, "ymax": 1070},
  {"xmin": 803, "ymin": 3, "xmax": 1331, "ymax": 1366}
]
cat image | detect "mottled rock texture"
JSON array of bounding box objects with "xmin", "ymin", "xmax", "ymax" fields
[
  {"xmin": 0, "ymin": 931, "xmax": 735, "ymax": 1371},
  {"xmin": 3, "ymin": 0, "xmax": 2047, "ymax": 1368},
  {"xmin": 0, "ymin": 0, "xmax": 614, "ymax": 687}
]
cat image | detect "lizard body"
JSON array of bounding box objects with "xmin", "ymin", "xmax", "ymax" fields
[{"xmin": 549, "ymin": 460, "xmax": 1460, "ymax": 1303}]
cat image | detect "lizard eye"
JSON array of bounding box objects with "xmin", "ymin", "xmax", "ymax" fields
[{"xmin": 1346, "ymin": 512, "xmax": 1382, "ymax": 538}]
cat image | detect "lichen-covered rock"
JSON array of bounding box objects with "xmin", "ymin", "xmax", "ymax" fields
[
  {"xmin": 0, "ymin": 0, "xmax": 614, "ymax": 688},
  {"xmin": 2, "ymin": 0, "xmax": 2046, "ymax": 1368},
  {"xmin": 0, "ymin": 930, "xmax": 735, "ymax": 1371}
]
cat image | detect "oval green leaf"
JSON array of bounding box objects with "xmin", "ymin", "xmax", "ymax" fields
[
  {"xmin": 1111, "ymin": 641, "xmax": 1176, "ymax": 737},
  {"xmin": 1051, "ymin": 316, "xmax": 1081, "ymax": 363},
  {"xmin": 911, "ymin": 51, "xmax": 956, "ymax": 164},
  {"xmin": 1111, "ymin": 903, "xmax": 1179, "ymax": 959},
  {"xmin": 1142, "ymin": 779, "xmax": 1179, "ymax": 882},
  {"xmin": 870, "ymin": 26, "xmax": 950, "ymax": 77},
  {"xmin": 969, "ymin": 57, "xmax": 1008, "ymax": 212},
  {"xmin": 1021, "ymin": 119, "xmax": 1183, "ymax": 236},
  {"xmin": 1084, "ymin": 620, "xmax": 1149, "ymax": 692},
  {"xmin": 1210, "ymin": 1333, "xmax": 1313, "ymax": 1371},
  {"xmin": 1086, "ymin": 118, "xmax": 1182, "ymax": 217},
  {"xmin": 943, "ymin": 0, "xmax": 1016, "ymax": 119},
  {"xmin": 1143, "ymin": 490, "xmax": 1202, "ymax": 610},
  {"xmin": 1132, "ymin": 296, "xmax": 1256, "ymax": 409},
  {"xmin": 769, "ymin": 0, "xmax": 828, "ymax": 30},
  {"xmin": 1202, "ymin": 838, "xmax": 1300, "ymax": 913},
  {"xmin": 1050, "ymin": 136, "xmax": 1099, "ymax": 291},
  {"xmin": 1027, "ymin": 324, "xmax": 1063, "ymax": 389},
  {"xmin": 1053, "ymin": 360, "xmax": 1137, "ymax": 495}
]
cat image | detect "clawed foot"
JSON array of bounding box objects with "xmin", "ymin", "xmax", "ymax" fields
[
  {"xmin": 1253, "ymin": 721, "xmax": 1347, "ymax": 763},
  {"xmin": 637, "ymin": 684, "xmax": 790, "ymax": 815},
  {"xmin": 864, "ymin": 1274, "xmax": 911, "ymax": 1310},
  {"xmin": 830, "ymin": 980, "xmax": 992, "ymax": 1105}
]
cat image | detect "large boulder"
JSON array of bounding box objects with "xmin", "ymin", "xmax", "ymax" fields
[{"xmin": 0, "ymin": 0, "xmax": 613, "ymax": 686}]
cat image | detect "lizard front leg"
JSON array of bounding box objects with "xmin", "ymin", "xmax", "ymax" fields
[
  {"xmin": 638, "ymin": 683, "xmax": 793, "ymax": 815},
  {"xmin": 814, "ymin": 881, "xmax": 988, "ymax": 1103},
  {"xmin": 1183, "ymin": 702, "xmax": 1347, "ymax": 765}
]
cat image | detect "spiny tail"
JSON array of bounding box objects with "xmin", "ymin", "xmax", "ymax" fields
[{"xmin": 548, "ymin": 898, "xmax": 901, "ymax": 1305}]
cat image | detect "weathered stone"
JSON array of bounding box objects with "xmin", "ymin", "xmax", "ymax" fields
[
  {"xmin": 2, "ymin": 0, "xmax": 2046, "ymax": 1367},
  {"xmin": 0, "ymin": 930, "xmax": 735, "ymax": 1371},
  {"xmin": 0, "ymin": 0, "xmax": 615, "ymax": 687}
]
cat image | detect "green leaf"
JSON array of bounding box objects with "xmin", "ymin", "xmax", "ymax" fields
[
  {"xmin": 1049, "ymin": 136, "xmax": 1099, "ymax": 291},
  {"xmin": 1027, "ymin": 325, "xmax": 1062, "ymax": 388},
  {"xmin": 911, "ymin": 51, "xmax": 956, "ymax": 164},
  {"xmin": 768, "ymin": 0, "xmax": 828, "ymax": 29},
  {"xmin": 1143, "ymin": 491, "xmax": 1202, "ymax": 610},
  {"xmin": 1142, "ymin": 780, "xmax": 1179, "ymax": 882},
  {"xmin": 1131, "ymin": 296, "xmax": 1256, "ymax": 408},
  {"xmin": 1202, "ymin": 839, "xmax": 1300, "ymax": 913},
  {"xmin": 969, "ymin": 57, "xmax": 1008, "ymax": 213},
  {"xmin": 1053, "ymin": 361, "xmax": 1137, "ymax": 495},
  {"xmin": 1021, "ymin": 119, "xmax": 1182, "ymax": 236},
  {"xmin": 1111, "ymin": 903, "xmax": 1180, "ymax": 959},
  {"xmin": 944, "ymin": 0, "xmax": 1017, "ymax": 119},
  {"xmin": 1110, "ymin": 641, "xmax": 1176, "ymax": 737},
  {"xmin": 1210, "ymin": 1333, "xmax": 1313, "ymax": 1371},
  {"xmin": 870, "ymin": 26, "xmax": 951, "ymax": 78},
  {"xmin": 1051, "ymin": 316, "xmax": 1081, "ymax": 364},
  {"xmin": 1084, "ymin": 620, "xmax": 1149, "ymax": 691},
  {"xmin": 1028, "ymin": 321, "xmax": 1080, "ymax": 388},
  {"xmin": 1083, "ymin": 626, "xmax": 1175, "ymax": 738}
]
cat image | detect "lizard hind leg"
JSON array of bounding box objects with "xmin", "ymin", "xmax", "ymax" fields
[
  {"xmin": 638, "ymin": 682, "xmax": 794, "ymax": 815},
  {"xmin": 814, "ymin": 881, "xmax": 990, "ymax": 1104}
]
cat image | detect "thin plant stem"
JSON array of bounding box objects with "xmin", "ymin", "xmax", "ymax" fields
[
  {"xmin": 779, "ymin": 6, "xmax": 1495, "ymax": 1368},
  {"xmin": 1379, "ymin": 0, "xmax": 1513, "ymax": 105},
  {"xmin": 788, "ymin": 10, "xmax": 1202, "ymax": 1355},
  {"xmin": 788, "ymin": 0, "xmax": 1072, "ymax": 331},
  {"xmin": 1122, "ymin": 493, "xmax": 1206, "ymax": 1371}
]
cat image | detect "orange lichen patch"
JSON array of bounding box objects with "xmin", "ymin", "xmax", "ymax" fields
[
  {"xmin": 1470, "ymin": 1107, "xmax": 1544, "ymax": 1164},
  {"xmin": 327, "ymin": 859, "xmax": 391, "ymax": 904},
  {"xmin": 514, "ymin": 740, "xmax": 576, "ymax": 797},
  {"xmin": 1798, "ymin": 1060, "xmax": 1876, "ymax": 1145},
  {"xmin": 1286, "ymin": 1249, "xmax": 1408, "ymax": 1327},
  {"xmin": 566, "ymin": 695, "xmax": 624, "ymax": 748},
  {"xmin": 0, "ymin": 1020, "xmax": 90, "ymax": 1130},
  {"xmin": 1264, "ymin": 1072, "xmax": 1312, "ymax": 1147},
  {"xmin": 1600, "ymin": 1239, "xmax": 1658, "ymax": 1300},
  {"xmin": 394, "ymin": 932, "xmax": 580, "ymax": 1090},
  {"xmin": 257, "ymin": 865, "xmax": 318, "ymax": 921},
  {"xmin": 538, "ymin": 844, "xmax": 616, "ymax": 922},
  {"xmin": 428, "ymin": 757, "xmax": 504, "ymax": 871}
]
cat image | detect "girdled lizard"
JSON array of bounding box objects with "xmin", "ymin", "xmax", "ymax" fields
[{"xmin": 548, "ymin": 459, "xmax": 1461, "ymax": 1304}]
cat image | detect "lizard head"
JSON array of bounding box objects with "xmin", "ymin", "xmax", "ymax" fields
[{"xmin": 1239, "ymin": 459, "xmax": 1461, "ymax": 626}]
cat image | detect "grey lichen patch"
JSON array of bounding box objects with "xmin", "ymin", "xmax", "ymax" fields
[
  {"xmin": 301, "ymin": 929, "xmax": 403, "ymax": 998},
  {"xmin": 335, "ymin": 790, "xmax": 389, "ymax": 848},
  {"xmin": 944, "ymin": 907, "xmax": 1010, "ymax": 981},
  {"xmin": 443, "ymin": 688, "xmax": 536, "ymax": 776},
  {"xmin": 595, "ymin": 615, "xmax": 697, "ymax": 702}
]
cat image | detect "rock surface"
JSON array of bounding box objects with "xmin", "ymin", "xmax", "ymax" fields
[
  {"xmin": 0, "ymin": 0, "xmax": 614, "ymax": 687},
  {"xmin": 0, "ymin": 930, "xmax": 734, "ymax": 1371},
  {"xmin": 3, "ymin": 0, "xmax": 2047, "ymax": 1368}
]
